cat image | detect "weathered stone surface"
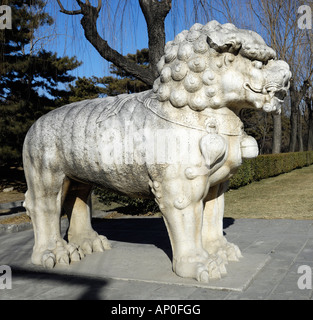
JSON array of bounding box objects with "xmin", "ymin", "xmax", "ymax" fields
[{"xmin": 22, "ymin": 21, "xmax": 291, "ymax": 282}]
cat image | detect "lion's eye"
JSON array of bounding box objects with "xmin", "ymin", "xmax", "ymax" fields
[{"xmin": 252, "ymin": 61, "xmax": 263, "ymax": 69}]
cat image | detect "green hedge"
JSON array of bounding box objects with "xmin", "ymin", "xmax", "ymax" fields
[
  {"xmin": 96, "ymin": 151, "xmax": 313, "ymax": 212},
  {"xmin": 229, "ymin": 151, "xmax": 313, "ymax": 189}
]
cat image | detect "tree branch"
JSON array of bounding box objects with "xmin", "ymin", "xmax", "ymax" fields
[
  {"xmin": 57, "ymin": 0, "xmax": 155, "ymax": 85},
  {"xmin": 96, "ymin": 0, "xmax": 102, "ymax": 13},
  {"xmin": 56, "ymin": 0, "xmax": 81, "ymax": 15}
]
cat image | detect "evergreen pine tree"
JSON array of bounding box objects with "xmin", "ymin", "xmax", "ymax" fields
[
  {"xmin": 65, "ymin": 76, "xmax": 106, "ymax": 103},
  {"xmin": 0, "ymin": 0, "xmax": 81, "ymax": 164},
  {"xmin": 100, "ymin": 49, "xmax": 150, "ymax": 96}
]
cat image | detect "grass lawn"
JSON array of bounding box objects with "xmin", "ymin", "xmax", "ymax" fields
[
  {"xmin": 1, "ymin": 165, "xmax": 313, "ymax": 222},
  {"xmin": 225, "ymin": 165, "xmax": 313, "ymax": 220}
]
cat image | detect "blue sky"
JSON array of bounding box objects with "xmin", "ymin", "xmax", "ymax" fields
[
  {"xmin": 42, "ymin": 0, "xmax": 258, "ymax": 81},
  {"xmin": 44, "ymin": 1, "xmax": 159, "ymax": 79}
]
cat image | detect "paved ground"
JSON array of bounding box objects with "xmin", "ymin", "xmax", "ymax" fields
[{"xmin": 1, "ymin": 214, "xmax": 313, "ymax": 301}]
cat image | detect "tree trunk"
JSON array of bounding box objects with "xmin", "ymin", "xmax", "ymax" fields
[
  {"xmin": 272, "ymin": 113, "xmax": 281, "ymax": 153},
  {"xmin": 289, "ymin": 104, "xmax": 298, "ymax": 152},
  {"xmin": 307, "ymin": 98, "xmax": 313, "ymax": 151},
  {"xmin": 289, "ymin": 79, "xmax": 310, "ymax": 152},
  {"xmin": 79, "ymin": 3, "xmax": 154, "ymax": 86},
  {"xmin": 298, "ymin": 111, "xmax": 304, "ymax": 152},
  {"xmin": 289, "ymin": 82, "xmax": 298, "ymax": 152},
  {"xmin": 58, "ymin": 0, "xmax": 172, "ymax": 86},
  {"xmin": 139, "ymin": 0, "xmax": 172, "ymax": 80}
]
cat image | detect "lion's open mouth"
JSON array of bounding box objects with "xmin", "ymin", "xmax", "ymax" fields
[
  {"xmin": 244, "ymin": 82, "xmax": 287, "ymax": 101},
  {"xmin": 265, "ymin": 86, "xmax": 287, "ymax": 102},
  {"xmin": 244, "ymin": 82, "xmax": 287, "ymax": 114}
]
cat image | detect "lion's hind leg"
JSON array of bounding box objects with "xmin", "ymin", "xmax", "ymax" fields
[
  {"xmin": 23, "ymin": 168, "xmax": 83, "ymax": 268},
  {"xmin": 63, "ymin": 180, "xmax": 111, "ymax": 255}
]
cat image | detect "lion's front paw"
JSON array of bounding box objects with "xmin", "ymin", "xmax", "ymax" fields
[
  {"xmin": 32, "ymin": 240, "xmax": 85, "ymax": 269},
  {"xmin": 173, "ymin": 252, "xmax": 227, "ymax": 283},
  {"xmin": 69, "ymin": 232, "xmax": 111, "ymax": 255},
  {"xmin": 224, "ymin": 241, "xmax": 242, "ymax": 261},
  {"xmin": 32, "ymin": 233, "xmax": 111, "ymax": 269},
  {"xmin": 204, "ymin": 237, "xmax": 242, "ymax": 263}
]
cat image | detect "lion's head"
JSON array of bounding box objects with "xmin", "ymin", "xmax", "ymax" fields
[{"xmin": 153, "ymin": 20, "xmax": 291, "ymax": 114}]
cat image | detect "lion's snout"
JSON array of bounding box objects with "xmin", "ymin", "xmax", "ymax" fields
[{"xmin": 264, "ymin": 60, "xmax": 291, "ymax": 92}]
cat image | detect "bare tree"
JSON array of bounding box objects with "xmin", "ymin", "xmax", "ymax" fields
[
  {"xmin": 306, "ymin": 89, "xmax": 313, "ymax": 150},
  {"xmin": 55, "ymin": 0, "xmax": 313, "ymax": 154},
  {"xmin": 288, "ymin": 27, "xmax": 313, "ymax": 152},
  {"xmin": 56, "ymin": 0, "xmax": 172, "ymax": 86},
  {"xmin": 303, "ymin": 30, "xmax": 313, "ymax": 151},
  {"xmin": 246, "ymin": 0, "xmax": 313, "ymax": 153}
]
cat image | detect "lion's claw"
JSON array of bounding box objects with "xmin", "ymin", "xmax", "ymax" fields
[
  {"xmin": 198, "ymin": 270, "xmax": 210, "ymax": 283},
  {"xmin": 175, "ymin": 252, "xmax": 226, "ymax": 282},
  {"xmin": 81, "ymin": 241, "xmax": 93, "ymax": 254},
  {"xmin": 42, "ymin": 251, "xmax": 55, "ymax": 269},
  {"xmin": 33, "ymin": 233, "xmax": 110, "ymax": 269},
  {"xmin": 205, "ymin": 237, "xmax": 242, "ymax": 263},
  {"xmin": 70, "ymin": 233, "xmax": 111, "ymax": 255}
]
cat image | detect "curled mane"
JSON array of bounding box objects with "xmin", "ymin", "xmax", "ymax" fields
[{"xmin": 153, "ymin": 20, "xmax": 276, "ymax": 111}]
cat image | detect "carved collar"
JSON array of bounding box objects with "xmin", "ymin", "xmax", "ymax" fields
[{"xmin": 142, "ymin": 92, "xmax": 244, "ymax": 136}]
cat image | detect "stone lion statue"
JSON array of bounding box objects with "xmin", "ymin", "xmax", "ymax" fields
[{"xmin": 23, "ymin": 21, "xmax": 291, "ymax": 282}]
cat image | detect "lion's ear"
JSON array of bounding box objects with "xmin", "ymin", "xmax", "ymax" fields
[{"xmin": 206, "ymin": 33, "xmax": 242, "ymax": 55}]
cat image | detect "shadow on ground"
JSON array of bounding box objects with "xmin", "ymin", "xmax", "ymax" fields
[
  {"xmin": 2, "ymin": 217, "xmax": 237, "ymax": 300},
  {"xmin": 91, "ymin": 217, "xmax": 236, "ymax": 261},
  {"xmin": 9, "ymin": 265, "xmax": 110, "ymax": 300}
]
